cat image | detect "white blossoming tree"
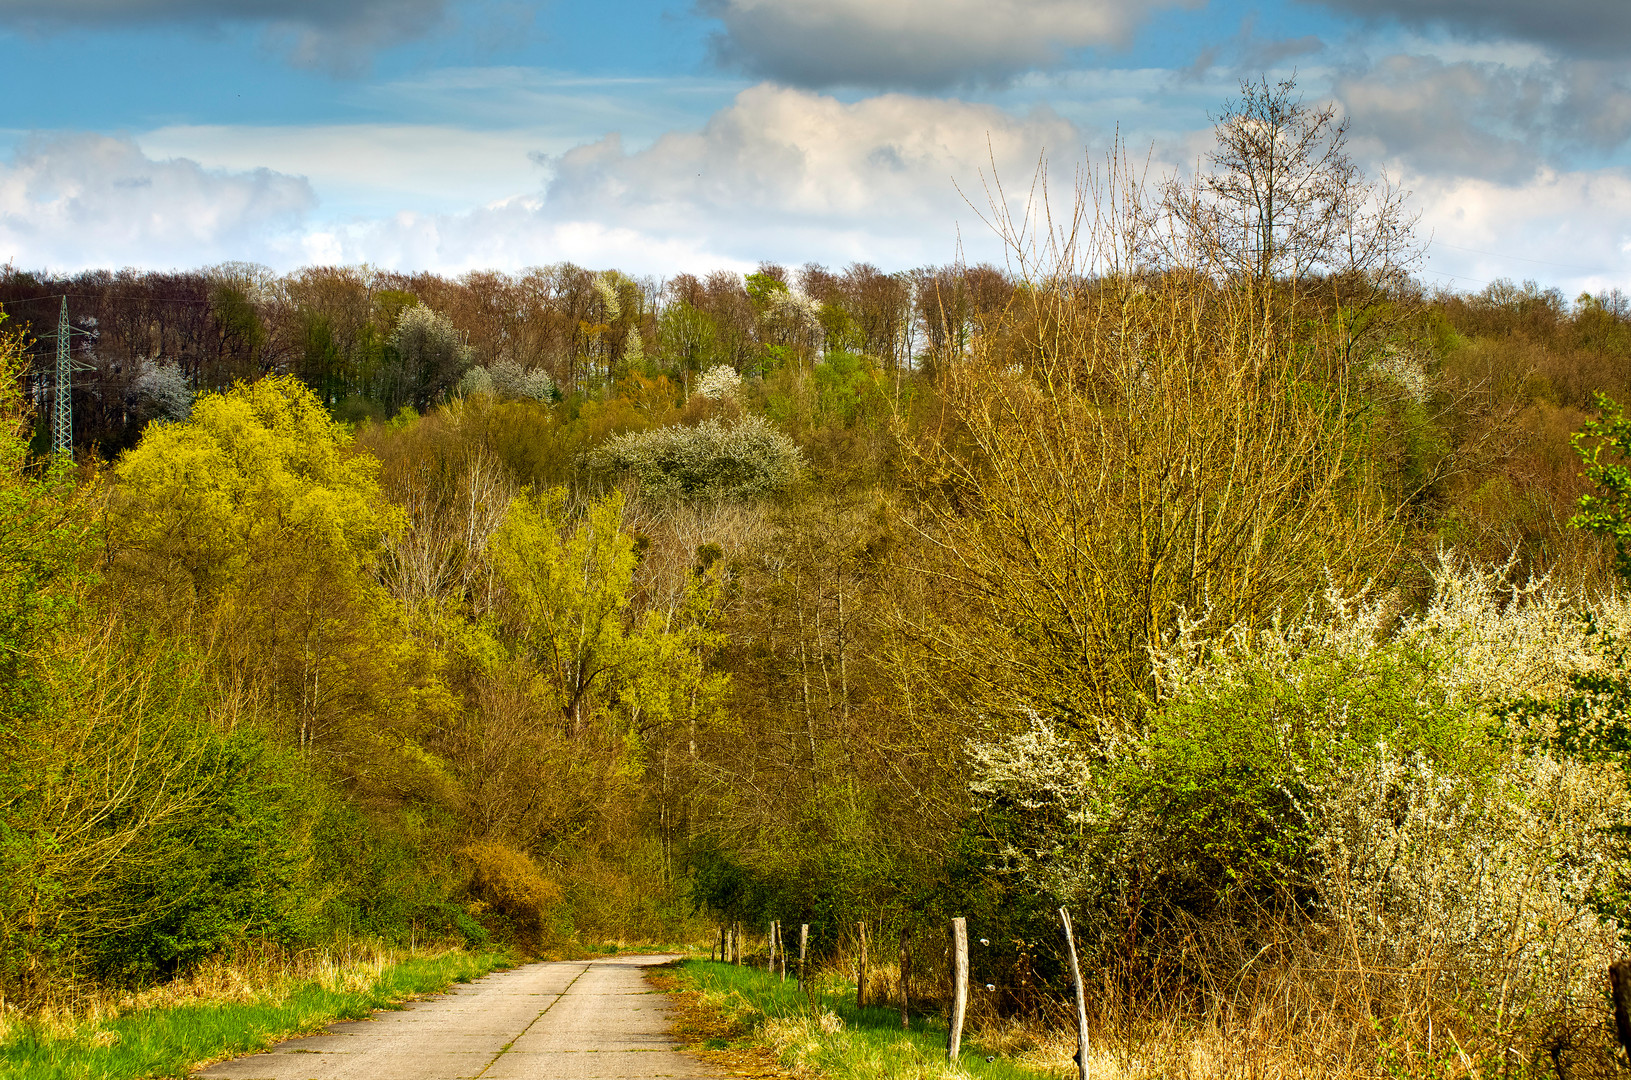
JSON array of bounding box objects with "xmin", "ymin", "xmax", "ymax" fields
[
  {"xmin": 692, "ymin": 364, "xmax": 741, "ymax": 402},
  {"xmin": 585, "ymin": 414, "xmax": 802, "ymax": 501}
]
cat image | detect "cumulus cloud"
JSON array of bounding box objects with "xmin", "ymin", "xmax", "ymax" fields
[
  {"xmin": 701, "ymin": 0, "xmax": 1201, "ymax": 89},
  {"xmin": 1412, "ymin": 167, "xmax": 1631, "ymax": 294},
  {"xmin": 0, "ymin": 0, "xmax": 450, "ymax": 69},
  {"xmin": 0, "ymin": 134, "xmax": 315, "ymax": 270},
  {"xmin": 308, "ymin": 85, "xmax": 1084, "ymax": 273},
  {"xmin": 1306, "ymin": 0, "xmax": 1631, "ymax": 58},
  {"xmin": 1335, "ymin": 55, "xmax": 1631, "ymax": 180}
]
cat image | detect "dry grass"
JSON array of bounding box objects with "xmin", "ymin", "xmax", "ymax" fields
[
  {"xmin": 811, "ymin": 917, "xmax": 1622, "ymax": 1080},
  {"xmin": 963, "ymin": 940, "xmax": 1624, "ymax": 1080},
  {"xmin": 0, "ymin": 939, "xmax": 446, "ymax": 1045}
]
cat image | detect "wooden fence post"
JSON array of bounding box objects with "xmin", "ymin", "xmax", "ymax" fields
[
  {"xmin": 799, "ymin": 923, "xmax": 810, "ymax": 992},
  {"xmin": 735, "ymin": 921, "xmax": 744, "ymax": 966},
  {"xmin": 1061, "ymin": 907, "xmax": 1090, "ymax": 1080},
  {"xmin": 899, "ymin": 934, "xmax": 910, "ymax": 1030},
  {"xmin": 768, "ymin": 919, "xmax": 777, "ymax": 973},
  {"xmin": 779, "ymin": 922, "xmax": 788, "ymax": 981},
  {"xmin": 948, "ymin": 916, "xmax": 968, "ymax": 1064},
  {"xmin": 857, "ymin": 920, "xmax": 869, "ymax": 1009}
]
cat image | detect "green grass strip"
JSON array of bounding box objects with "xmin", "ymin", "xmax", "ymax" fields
[
  {"xmin": 0, "ymin": 949, "xmax": 511, "ymax": 1080},
  {"xmin": 676, "ymin": 959, "xmax": 1057, "ymax": 1080}
]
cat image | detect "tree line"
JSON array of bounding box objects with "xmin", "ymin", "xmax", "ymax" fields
[
  {"xmin": 0, "ymin": 257, "xmax": 1015, "ymax": 459},
  {"xmin": 6, "ymin": 76, "xmax": 1631, "ymax": 1075}
]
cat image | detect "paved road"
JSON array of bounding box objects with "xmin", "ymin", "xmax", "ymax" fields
[{"xmin": 194, "ymin": 955, "xmax": 710, "ymax": 1080}]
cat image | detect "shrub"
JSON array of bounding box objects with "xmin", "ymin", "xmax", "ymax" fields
[
  {"xmin": 131, "ymin": 359, "xmax": 194, "ymax": 423},
  {"xmin": 459, "ymin": 841, "xmax": 564, "ymax": 949},
  {"xmin": 458, "ymin": 361, "xmax": 556, "ymax": 403},
  {"xmin": 967, "ymin": 554, "xmax": 1630, "ymax": 1052},
  {"xmin": 693, "ymin": 364, "xmax": 741, "ymax": 402},
  {"xmin": 585, "ymin": 414, "xmax": 803, "ymax": 501}
]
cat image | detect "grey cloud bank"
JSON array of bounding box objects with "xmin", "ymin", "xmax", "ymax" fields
[
  {"xmin": 0, "ymin": 0, "xmax": 449, "ymax": 67},
  {"xmin": 1309, "ymin": 0, "xmax": 1631, "ymax": 57},
  {"xmin": 700, "ymin": 0, "xmax": 1200, "ymax": 89}
]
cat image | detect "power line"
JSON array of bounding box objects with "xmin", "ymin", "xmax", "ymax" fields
[{"xmin": 53, "ymin": 297, "xmax": 70, "ymax": 459}]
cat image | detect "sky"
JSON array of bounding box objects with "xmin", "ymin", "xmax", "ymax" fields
[{"xmin": 0, "ymin": 0, "xmax": 1626, "ymax": 294}]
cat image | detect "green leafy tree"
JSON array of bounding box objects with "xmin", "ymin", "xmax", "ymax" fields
[
  {"xmin": 109, "ymin": 376, "xmax": 412, "ymax": 762},
  {"xmin": 1571, "ymin": 392, "xmax": 1631, "ymax": 582}
]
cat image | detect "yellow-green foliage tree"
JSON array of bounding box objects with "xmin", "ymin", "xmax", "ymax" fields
[
  {"xmin": 491, "ymin": 489, "xmax": 640, "ymax": 737},
  {"xmin": 108, "ymin": 376, "xmax": 417, "ymax": 772}
]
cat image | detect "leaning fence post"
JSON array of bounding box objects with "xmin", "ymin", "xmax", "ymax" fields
[
  {"xmin": 799, "ymin": 923, "xmax": 810, "ymax": 992},
  {"xmin": 779, "ymin": 922, "xmax": 788, "ymax": 981},
  {"xmin": 1061, "ymin": 907, "xmax": 1090, "ymax": 1080},
  {"xmin": 948, "ymin": 916, "xmax": 968, "ymax": 1064}
]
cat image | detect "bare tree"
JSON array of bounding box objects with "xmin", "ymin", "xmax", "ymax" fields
[{"xmin": 1174, "ymin": 74, "xmax": 1418, "ymax": 289}]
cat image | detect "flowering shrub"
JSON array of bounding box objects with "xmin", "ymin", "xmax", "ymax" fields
[
  {"xmin": 131, "ymin": 358, "xmax": 193, "ymax": 422},
  {"xmin": 458, "ymin": 360, "xmax": 556, "ymax": 402},
  {"xmin": 968, "ymin": 555, "xmax": 1631, "ymax": 1053},
  {"xmin": 692, "ymin": 364, "xmax": 742, "ymax": 402},
  {"xmin": 585, "ymin": 414, "xmax": 802, "ymax": 501}
]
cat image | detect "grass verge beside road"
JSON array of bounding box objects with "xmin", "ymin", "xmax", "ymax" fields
[
  {"xmin": 653, "ymin": 959, "xmax": 1061, "ymax": 1080},
  {"xmin": 0, "ymin": 947, "xmax": 511, "ymax": 1080}
]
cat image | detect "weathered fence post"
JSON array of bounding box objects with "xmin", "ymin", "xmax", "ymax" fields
[
  {"xmin": 735, "ymin": 921, "xmax": 743, "ymax": 965},
  {"xmin": 1060, "ymin": 907, "xmax": 1090, "ymax": 1080},
  {"xmin": 857, "ymin": 920, "xmax": 870, "ymax": 1008},
  {"xmin": 768, "ymin": 919, "xmax": 777, "ymax": 973},
  {"xmin": 899, "ymin": 934, "xmax": 910, "ymax": 1030},
  {"xmin": 1611, "ymin": 959, "xmax": 1631, "ymax": 1065},
  {"xmin": 948, "ymin": 916, "xmax": 968, "ymax": 1064},
  {"xmin": 799, "ymin": 923, "xmax": 810, "ymax": 992},
  {"xmin": 779, "ymin": 922, "xmax": 788, "ymax": 981}
]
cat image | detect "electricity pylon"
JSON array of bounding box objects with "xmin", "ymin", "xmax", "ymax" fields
[{"xmin": 52, "ymin": 295, "xmax": 72, "ymax": 459}]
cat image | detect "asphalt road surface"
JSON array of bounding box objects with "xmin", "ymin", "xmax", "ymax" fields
[{"xmin": 193, "ymin": 954, "xmax": 710, "ymax": 1080}]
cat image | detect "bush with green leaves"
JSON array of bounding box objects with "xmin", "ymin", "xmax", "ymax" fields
[
  {"xmin": 968, "ymin": 556, "xmax": 1629, "ymax": 1021},
  {"xmin": 585, "ymin": 414, "xmax": 803, "ymax": 501}
]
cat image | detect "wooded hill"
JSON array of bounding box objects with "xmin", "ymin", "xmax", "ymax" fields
[{"xmin": 6, "ymin": 79, "xmax": 1631, "ymax": 1075}]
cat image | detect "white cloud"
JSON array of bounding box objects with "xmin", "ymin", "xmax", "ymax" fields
[
  {"xmin": 1411, "ymin": 168, "xmax": 1631, "ymax": 294},
  {"xmin": 0, "ymin": 134, "xmax": 315, "ymax": 270},
  {"xmin": 701, "ymin": 0, "xmax": 1202, "ymax": 89},
  {"xmin": 6, "ymin": 84, "xmax": 1624, "ymax": 299},
  {"xmin": 311, "ymin": 85, "xmax": 1085, "ymax": 273},
  {"xmin": 139, "ymin": 124, "xmax": 562, "ymax": 215}
]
